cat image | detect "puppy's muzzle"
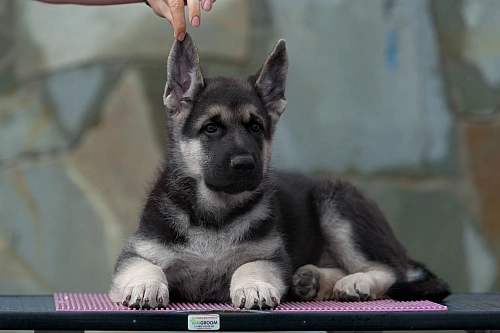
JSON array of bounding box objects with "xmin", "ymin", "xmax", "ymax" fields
[{"xmin": 230, "ymin": 154, "xmax": 256, "ymax": 176}]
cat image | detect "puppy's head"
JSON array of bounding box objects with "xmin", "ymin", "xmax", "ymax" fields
[{"xmin": 164, "ymin": 34, "xmax": 288, "ymax": 195}]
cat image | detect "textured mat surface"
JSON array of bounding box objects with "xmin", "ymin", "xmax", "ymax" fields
[{"xmin": 54, "ymin": 293, "xmax": 447, "ymax": 312}]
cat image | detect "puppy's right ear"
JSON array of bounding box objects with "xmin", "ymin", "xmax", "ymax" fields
[{"xmin": 164, "ymin": 33, "xmax": 204, "ymax": 115}]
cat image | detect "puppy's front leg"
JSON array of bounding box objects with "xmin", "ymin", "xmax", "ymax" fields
[
  {"xmin": 230, "ymin": 260, "xmax": 286, "ymax": 310},
  {"xmin": 109, "ymin": 258, "xmax": 169, "ymax": 309}
]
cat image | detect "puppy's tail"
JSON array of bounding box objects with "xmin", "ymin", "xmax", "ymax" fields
[{"xmin": 384, "ymin": 260, "xmax": 451, "ymax": 302}]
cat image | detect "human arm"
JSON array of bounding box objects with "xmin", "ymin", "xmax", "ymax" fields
[
  {"xmin": 36, "ymin": 0, "xmax": 142, "ymax": 5},
  {"xmin": 35, "ymin": 0, "xmax": 215, "ymax": 41}
]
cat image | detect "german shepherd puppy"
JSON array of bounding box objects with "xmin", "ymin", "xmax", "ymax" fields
[{"xmin": 109, "ymin": 34, "xmax": 450, "ymax": 310}]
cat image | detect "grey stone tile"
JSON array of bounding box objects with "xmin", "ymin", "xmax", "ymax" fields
[
  {"xmin": 432, "ymin": 0, "xmax": 500, "ymax": 118},
  {"xmin": 46, "ymin": 65, "xmax": 105, "ymax": 137},
  {"xmin": 188, "ymin": 0, "xmax": 251, "ymax": 62},
  {"xmin": 461, "ymin": 0, "xmax": 500, "ymax": 86},
  {"xmin": 15, "ymin": 0, "xmax": 170, "ymax": 77},
  {"xmin": 0, "ymin": 239, "xmax": 51, "ymax": 294},
  {"xmin": 0, "ymin": 83, "xmax": 68, "ymax": 164},
  {"xmin": 264, "ymin": 0, "xmax": 459, "ymax": 176},
  {"xmin": 0, "ymin": 62, "xmax": 124, "ymax": 165},
  {"xmin": 0, "ymin": 0, "xmax": 15, "ymax": 93},
  {"xmin": 463, "ymin": 222, "xmax": 498, "ymax": 292},
  {"xmin": 0, "ymin": 2, "xmax": 13, "ymax": 53},
  {"xmin": 67, "ymin": 68, "xmax": 163, "ymax": 238},
  {"xmin": 15, "ymin": 0, "xmax": 250, "ymax": 78},
  {"xmin": 0, "ymin": 168, "xmax": 51, "ymax": 293},
  {"xmin": 136, "ymin": 61, "xmax": 169, "ymax": 149},
  {"xmin": 0, "ymin": 159, "xmax": 113, "ymax": 293},
  {"xmin": 45, "ymin": 63, "xmax": 124, "ymax": 142}
]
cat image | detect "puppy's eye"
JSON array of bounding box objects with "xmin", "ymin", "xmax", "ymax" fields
[
  {"xmin": 204, "ymin": 123, "xmax": 218, "ymax": 134},
  {"xmin": 250, "ymin": 123, "xmax": 261, "ymax": 132}
]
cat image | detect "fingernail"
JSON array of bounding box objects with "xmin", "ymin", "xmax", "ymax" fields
[
  {"xmin": 177, "ymin": 32, "xmax": 185, "ymax": 41},
  {"xmin": 203, "ymin": 0, "xmax": 211, "ymax": 11},
  {"xmin": 191, "ymin": 16, "xmax": 200, "ymax": 27}
]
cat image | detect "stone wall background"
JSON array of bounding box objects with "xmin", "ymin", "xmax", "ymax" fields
[{"xmin": 0, "ymin": 0, "xmax": 499, "ymax": 299}]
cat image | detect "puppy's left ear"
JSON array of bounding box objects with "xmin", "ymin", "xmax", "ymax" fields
[
  {"xmin": 253, "ymin": 39, "xmax": 289, "ymax": 120},
  {"xmin": 164, "ymin": 33, "xmax": 204, "ymax": 115}
]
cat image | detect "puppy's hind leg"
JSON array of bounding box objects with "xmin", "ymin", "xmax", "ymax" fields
[
  {"xmin": 291, "ymin": 265, "xmax": 346, "ymax": 301},
  {"xmin": 313, "ymin": 179, "xmax": 407, "ymax": 301},
  {"xmin": 333, "ymin": 268, "xmax": 396, "ymax": 301}
]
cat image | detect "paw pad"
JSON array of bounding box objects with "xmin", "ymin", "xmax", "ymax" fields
[{"xmin": 291, "ymin": 268, "xmax": 320, "ymax": 301}]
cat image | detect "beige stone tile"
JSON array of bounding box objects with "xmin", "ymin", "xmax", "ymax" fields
[
  {"xmin": 465, "ymin": 120, "xmax": 500, "ymax": 291},
  {"xmin": 67, "ymin": 68, "xmax": 163, "ymax": 247},
  {"xmin": 466, "ymin": 122, "xmax": 500, "ymax": 242}
]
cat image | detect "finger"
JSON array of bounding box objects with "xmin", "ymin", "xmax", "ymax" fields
[
  {"xmin": 148, "ymin": 0, "xmax": 173, "ymax": 23},
  {"xmin": 146, "ymin": 0, "xmax": 165, "ymax": 17},
  {"xmin": 202, "ymin": 0, "xmax": 212, "ymax": 12},
  {"xmin": 187, "ymin": 0, "xmax": 200, "ymax": 27},
  {"xmin": 167, "ymin": 0, "xmax": 187, "ymax": 40},
  {"xmin": 153, "ymin": 0, "xmax": 174, "ymax": 24},
  {"xmin": 160, "ymin": 3, "xmax": 174, "ymax": 24}
]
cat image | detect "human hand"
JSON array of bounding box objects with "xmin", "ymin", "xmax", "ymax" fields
[{"xmin": 146, "ymin": 0, "xmax": 216, "ymax": 41}]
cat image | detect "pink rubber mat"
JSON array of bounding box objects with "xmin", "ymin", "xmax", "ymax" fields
[{"xmin": 54, "ymin": 293, "xmax": 447, "ymax": 312}]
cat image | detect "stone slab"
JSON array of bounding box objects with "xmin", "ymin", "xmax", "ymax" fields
[
  {"xmin": 68, "ymin": 68, "xmax": 163, "ymax": 241},
  {"xmin": 15, "ymin": 0, "xmax": 250, "ymax": 78},
  {"xmin": 0, "ymin": 239, "xmax": 51, "ymax": 294},
  {"xmin": 0, "ymin": 0, "xmax": 15, "ymax": 92},
  {"xmin": 0, "ymin": 158, "xmax": 112, "ymax": 293},
  {"xmin": 46, "ymin": 63, "xmax": 124, "ymax": 141},
  {"xmin": 0, "ymin": 82, "xmax": 68, "ymax": 164},
  {"xmin": 465, "ymin": 121, "xmax": 500, "ymax": 285},
  {"xmin": 267, "ymin": 0, "xmax": 459, "ymax": 175},
  {"xmin": 188, "ymin": 0, "xmax": 250, "ymax": 63},
  {"xmin": 462, "ymin": 0, "xmax": 500, "ymax": 86},
  {"xmin": 466, "ymin": 123, "xmax": 500, "ymax": 242},
  {"xmin": 432, "ymin": 0, "xmax": 500, "ymax": 117},
  {"xmin": 351, "ymin": 177, "xmax": 489, "ymax": 292}
]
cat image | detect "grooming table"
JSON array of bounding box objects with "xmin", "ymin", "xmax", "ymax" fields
[{"xmin": 0, "ymin": 293, "xmax": 499, "ymax": 332}]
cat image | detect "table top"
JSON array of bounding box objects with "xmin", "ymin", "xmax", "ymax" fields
[{"xmin": 1, "ymin": 293, "xmax": 499, "ymax": 331}]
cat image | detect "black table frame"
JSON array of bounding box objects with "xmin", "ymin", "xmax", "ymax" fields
[{"xmin": 1, "ymin": 293, "xmax": 499, "ymax": 331}]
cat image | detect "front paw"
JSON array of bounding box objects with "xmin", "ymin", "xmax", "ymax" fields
[
  {"xmin": 231, "ymin": 282, "xmax": 280, "ymax": 310},
  {"xmin": 121, "ymin": 280, "xmax": 169, "ymax": 309}
]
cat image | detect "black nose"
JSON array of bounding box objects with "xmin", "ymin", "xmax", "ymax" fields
[{"xmin": 230, "ymin": 155, "xmax": 256, "ymax": 175}]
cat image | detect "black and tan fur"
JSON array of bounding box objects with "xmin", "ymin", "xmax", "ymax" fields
[{"xmin": 109, "ymin": 34, "xmax": 450, "ymax": 310}]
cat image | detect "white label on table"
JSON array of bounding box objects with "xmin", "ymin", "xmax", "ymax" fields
[{"xmin": 188, "ymin": 314, "xmax": 220, "ymax": 330}]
